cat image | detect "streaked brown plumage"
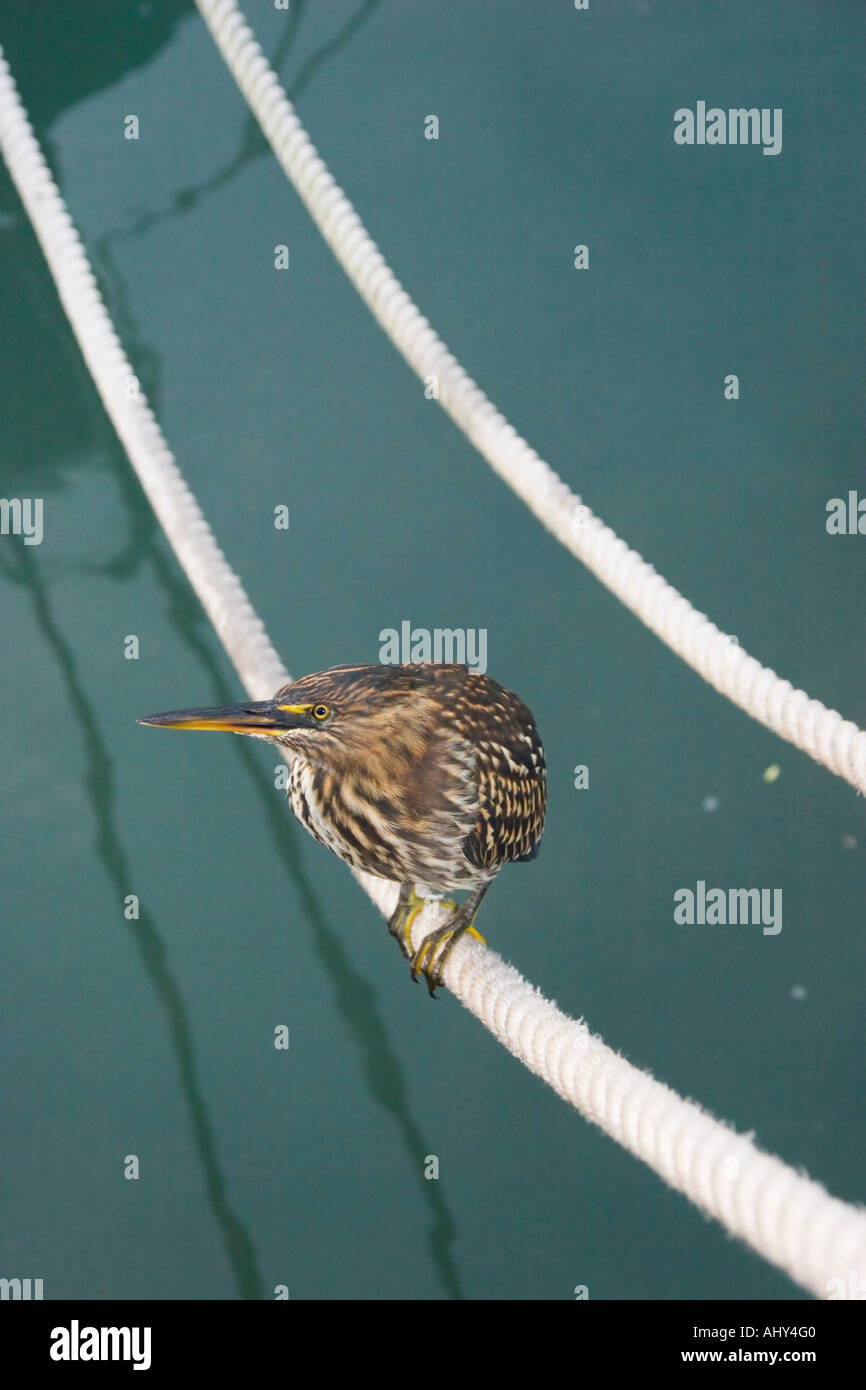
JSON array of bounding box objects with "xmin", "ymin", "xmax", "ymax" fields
[{"xmin": 139, "ymin": 663, "xmax": 546, "ymax": 992}]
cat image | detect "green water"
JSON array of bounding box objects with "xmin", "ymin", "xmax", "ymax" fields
[{"xmin": 1, "ymin": 0, "xmax": 864, "ymax": 1300}]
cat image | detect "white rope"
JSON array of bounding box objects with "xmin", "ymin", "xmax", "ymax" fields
[
  {"xmin": 2, "ymin": 39, "xmax": 864, "ymax": 1303},
  {"xmin": 0, "ymin": 49, "xmax": 288, "ymax": 706},
  {"xmin": 192, "ymin": 0, "xmax": 866, "ymax": 799}
]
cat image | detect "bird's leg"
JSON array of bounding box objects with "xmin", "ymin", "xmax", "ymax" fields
[
  {"xmin": 388, "ymin": 883, "xmax": 418, "ymax": 959},
  {"xmin": 388, "ymin": 885, "xmax": 457, "ymax": 961},
  {"xmin": 411, "ymin": 882, "xmax": 491, "ymax": 996}
]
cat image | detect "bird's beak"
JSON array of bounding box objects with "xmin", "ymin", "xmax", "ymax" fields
[{"xmin": 137, "ymin": 700, "xmax": 307, "ymax": 736}]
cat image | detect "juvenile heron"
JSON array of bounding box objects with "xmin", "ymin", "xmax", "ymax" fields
[{"xmin": 139, "ymin": 663, "xmax": 546, "ymax": 993}]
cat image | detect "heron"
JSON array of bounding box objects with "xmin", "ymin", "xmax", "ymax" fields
[{"xmin": 139, "ymin": 663, "xmax": 546, "ymax": 994}]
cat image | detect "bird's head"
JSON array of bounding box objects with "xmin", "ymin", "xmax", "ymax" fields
[{"xmin": 138, "ymin": 663, "xmax": 443, "ymax": 773}]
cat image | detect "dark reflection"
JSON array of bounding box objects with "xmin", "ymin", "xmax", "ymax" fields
[
  {"xmin": 289, "ymin": 1, "xmax": 380, "ymax": 102},
  {"xmin": 0, "ymin": 541, "xmax": 263, "ymax": 1300},
  {"xmin": 218, "ymin": 691, "xmax": 465, "ymax": 1301},
  {"xmin": 0, "ymin": 0, "xmax": 192, "ymax": 487},
  {"xmin": 92, "ymin": 0, "xmax": 380, "ymax": 252},
  {"xmin": 2, "ymin": 0, "xmax": 459, "ymax": 1297},
  {"xmin": 131, "ymin": 507, "xmax": 463, "ymax": 1299},
  {"xmin": 0, "ymin": 1, "xmax": 192, "ymax": 134},
  {"xmin": 0, "ymin": 0, "xmax": 380, "ymax": 509}
]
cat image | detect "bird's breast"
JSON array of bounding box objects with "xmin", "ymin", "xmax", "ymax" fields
[{"xmin": 286, "ymin": 745, "xmax": 488, "ymax": 890}]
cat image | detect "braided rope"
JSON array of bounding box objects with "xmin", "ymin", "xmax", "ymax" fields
[
  {"xmin": 2, "ymin": 33, "xmax": 864, "ymax": 1299},
  {"xmin": 193, "ymin": 0, "xmax": 866, "ymax": 798},
  {"xmin": 0, "ymin": 47, "xmax": 287, "ymax": 704}
]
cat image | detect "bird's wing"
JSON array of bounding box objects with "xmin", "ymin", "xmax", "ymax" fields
[{"xmin": 464, "ymin": 716, "xmax": 547, "ymax": 872}]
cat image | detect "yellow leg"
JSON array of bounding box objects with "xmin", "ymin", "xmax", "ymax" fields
[
  {"xmin": 392, "ymin": 883, "xmax": 492, "ymax": 994},
  {"xmin": 388, "ymin": 888, "xmax": 457, "ymax": 961},
  {"xmin": 411, "ymin": 891, "xmax": 490, "ymax": 996}
]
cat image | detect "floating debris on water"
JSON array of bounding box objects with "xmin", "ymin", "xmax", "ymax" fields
[
  {"xmin": 762, "ymin": 764, "xmax": 781, "ymax": 784},
  {"xmin": 789, "ymin": 985, "xmax": 807, "ymax": 1002},
  {"xmin": 701, "ymin": 795, "xmax": 719, "ymax": 813}
]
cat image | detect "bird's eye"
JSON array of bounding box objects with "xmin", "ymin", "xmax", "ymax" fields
[{"xmin": 312, "ymin": 705, "xmax": 331, "ymax": 721}]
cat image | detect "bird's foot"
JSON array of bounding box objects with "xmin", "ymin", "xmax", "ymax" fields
[
  {"xmin": 388, "ymin": 889, "xmax": 456, "ymax": 961},
  {"xmin": 410, "ymin": 912, "xmax": 485, "ymax": 997}
]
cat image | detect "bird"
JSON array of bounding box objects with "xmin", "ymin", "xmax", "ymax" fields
[{"xmin": 138, "ymin": 663, "xmax": 546, "ymax": 994}]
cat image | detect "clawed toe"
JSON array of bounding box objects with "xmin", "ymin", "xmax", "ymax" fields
[{"xmin": 391, "ymin": 884, "xmax": 490, "ymax": 996}]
